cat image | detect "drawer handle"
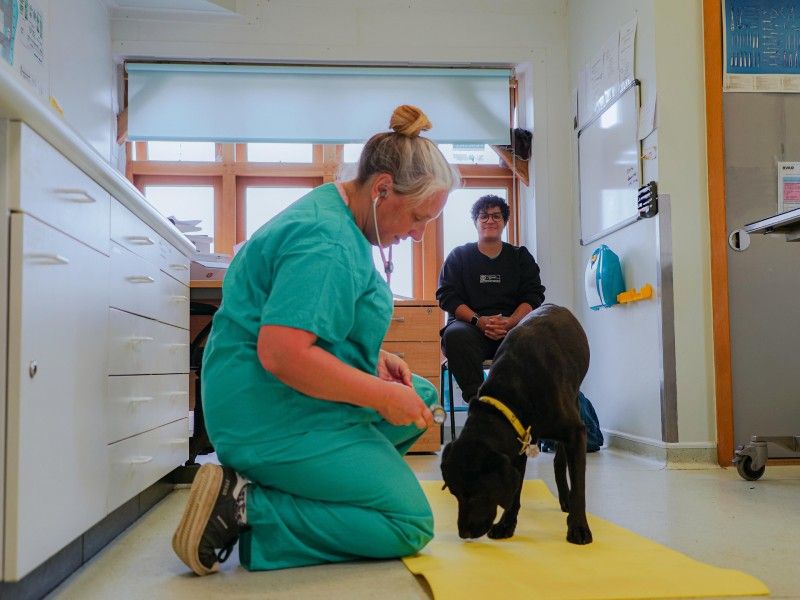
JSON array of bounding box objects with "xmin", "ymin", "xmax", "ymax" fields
[
  {"xmin": 126, "ymin": 275, "xmax": 155, "ymax": 283},
  {"xmin": 388, "ymin": 351, "xmax": 405, "ymax": 359},
  {"xmin": 169, "ymin": 391, "xmax": 189, "ymax": 399},
  {"xmin": 126, "ymin": 235, "xmax": 156, "ymax": 246},
  {"xmin": 128, "ymin": 336, "xmax": 155, "ymax": 344},
  {"xmin": 170, "ymin": 295, "xmax": 189, "ymax": 303},
  {"xmin": 25, "ymin": 253, "xmax": 70, "ymax": 265},
  {"xmin": 167, "ymin": 438, "xmax": 189, "ymax": 446},
  {"xmin": 168, "ymin": 343, "xmax": 189, "ymax": 351},
  {"xmin": 126, "ymin": 396, "xmax": 154, "ymax": 404},
  {"xmin": 129, "ymin": 456, "xmax": 154, "ymax": 465},
  {"xmin": 55, "ymin": 188, "xmax": 97, "ymax": 204},
  {"xmin": 169, "ymin": 263, "xmax": 189, "ymax": 271},
  {"xmin": 390, "ymin": 316, "xmax": 406, "ymax": 323}
]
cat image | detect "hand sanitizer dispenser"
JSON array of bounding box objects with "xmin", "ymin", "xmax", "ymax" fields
[{"xmin": 585, "ymin": 245, "xmax": 625, "ymax": 310}]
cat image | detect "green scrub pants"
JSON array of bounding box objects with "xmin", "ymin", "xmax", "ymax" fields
[{"xmin": 213, "ymin": 374, "xmax": 438, "ymax": 570}]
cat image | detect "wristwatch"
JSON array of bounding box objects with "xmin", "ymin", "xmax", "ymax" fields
[{"xmin": 470, "ymin": 313, "xmax": 480, "ymax": 327}]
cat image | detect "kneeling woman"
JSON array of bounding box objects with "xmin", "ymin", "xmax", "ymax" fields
[{"xmin": 172, "ymin": 105, "xmax": 457, "ymax": 575}]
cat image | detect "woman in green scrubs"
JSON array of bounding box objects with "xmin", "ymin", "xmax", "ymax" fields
[{"xmin": 172, "ymin": 105, "xmax": 457, "ymax": 576}]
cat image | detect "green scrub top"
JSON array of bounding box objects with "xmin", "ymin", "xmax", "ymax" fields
[{"xmin": 201, "ymin": 183, "xmax": 394, "ymax": 446}]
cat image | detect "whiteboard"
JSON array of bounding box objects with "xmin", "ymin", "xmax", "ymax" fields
[{"xmin": 578, "ymin": 81, "xmax": 642, "ymax": 245}]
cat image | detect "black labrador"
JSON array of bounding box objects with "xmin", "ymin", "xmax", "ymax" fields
[{"xmin": 440, "ymin": 304, "xmax": 592, "ymax": 544}]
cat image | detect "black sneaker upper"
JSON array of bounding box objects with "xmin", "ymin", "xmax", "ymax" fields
[{"xmin": 198, "ymin": 466, "xmax": 242, "ymax": 570}]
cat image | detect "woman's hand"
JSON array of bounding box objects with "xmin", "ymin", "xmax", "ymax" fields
[
  {"xmin": 378, "ymin": 382, "xmax": 434, "ymax": 430},
  {"xmin": 377, "ymin": 350, "xmax": 413, "ymax": 386}
]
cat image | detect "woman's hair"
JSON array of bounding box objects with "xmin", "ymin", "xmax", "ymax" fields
[
  {"xmin": 355, "ymin": 105, "xmax": 459, "ymax": 203},
  {"xmin": 470, "ymin": 195, "xmax": 510, "ymax": 223}
]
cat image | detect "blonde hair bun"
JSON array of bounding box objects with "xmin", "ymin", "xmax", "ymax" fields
[{"xmin": 390, "ymin": 105, "xmax": 432, "ymax": 137}]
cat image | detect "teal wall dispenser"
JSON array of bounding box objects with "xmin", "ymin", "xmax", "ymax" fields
[{"xmin": 585, "ymin": 245, "xmax": 625, "ymax": 310}]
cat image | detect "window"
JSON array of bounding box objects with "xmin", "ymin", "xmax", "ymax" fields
[
  {"xmin": 128, "ymin": 141, "xmax": 516, "ymax": 299},
  {"xmin": 244, "ymin": 186, "xmax": 314, "ymax": 239},
  {"xmin": 147, "ymin": 141, "xmax": 216, "ymax": 162},
  {"xmin": 247, "ymin": 143, "xmax": 313, "ymax": 163},
  {"xmin": 142, "ymin": 183, "xmax": 216, "ymax": 252}
]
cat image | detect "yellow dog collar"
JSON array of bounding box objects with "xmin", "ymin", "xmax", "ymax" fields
[{"xmin": 478, "ymin": 395, "xmax": 538, "ymax": 457}]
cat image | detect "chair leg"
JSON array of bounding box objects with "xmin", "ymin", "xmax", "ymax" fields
[{"xmin": 448, "ymin": 366, "xmax": 456, "ymax": 441}]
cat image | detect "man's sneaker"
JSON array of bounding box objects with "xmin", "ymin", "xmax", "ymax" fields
[{"xmin": 172, "ymin": 463, "xmax": 241, "ymax": 575}]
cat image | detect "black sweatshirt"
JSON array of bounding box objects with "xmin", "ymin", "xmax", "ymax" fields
[{"xmin": 436, "ymin": 242, "xmax": 546, "ymax": 324}]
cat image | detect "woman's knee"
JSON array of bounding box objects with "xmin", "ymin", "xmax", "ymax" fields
[{"xmin": 411, "ymin": 374, "xmax": 438, "ymax": 408}]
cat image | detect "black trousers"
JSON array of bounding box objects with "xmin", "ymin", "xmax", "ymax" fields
[{"xmin": 441, "ymin": 321, "xmax": 502, "ymax": 404}]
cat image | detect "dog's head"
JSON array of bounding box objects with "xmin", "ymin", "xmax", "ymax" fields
[{"xmin": 440, "ymin": 438, "xmax": 522, "ymax": 539}]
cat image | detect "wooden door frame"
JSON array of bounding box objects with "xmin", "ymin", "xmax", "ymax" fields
[{"xmin": 703, "ymin": 0, "xmax": 734, "ymax": 466}]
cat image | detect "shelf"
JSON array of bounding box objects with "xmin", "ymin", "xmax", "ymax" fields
[{"xmin": 490, "ymin": 145, "xmax": 530, "ymax": 186}]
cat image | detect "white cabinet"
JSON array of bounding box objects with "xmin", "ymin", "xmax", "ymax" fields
[
  {"xmin": 1, "ymin": 122, "xmax": 192, "ymax": 581},
  {"xmin": 4, "ymin": 214, "xmax": 109, "ymax": 579}
]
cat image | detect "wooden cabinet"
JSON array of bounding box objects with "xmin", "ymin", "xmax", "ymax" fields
[{"xmin": 383, "ymin": 300, "xmax": 442, "ymax": 453}]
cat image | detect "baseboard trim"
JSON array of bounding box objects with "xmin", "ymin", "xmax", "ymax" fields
[
  {"xmin": 0, "ymin": 472, "xmax": 177, "ymax": 600},
  {"xmin": 604, "ymin": 429, "xmax": 719, "ymax": 468}
]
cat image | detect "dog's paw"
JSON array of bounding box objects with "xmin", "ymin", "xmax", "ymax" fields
[
  {"xmin": 566, "ymin": 520, "xmax": 593, "ymax": 545},
  {"xmin": 488, "ymin": 521, "xmax": 517, "ymax": 539}
]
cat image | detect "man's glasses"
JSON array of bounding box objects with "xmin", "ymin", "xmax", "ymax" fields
[{"xmin": 477, "ymin": 212, "xmax": 504, "ymax": 223}]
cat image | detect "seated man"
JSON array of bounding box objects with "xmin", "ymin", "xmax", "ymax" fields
[{"xmin": 436, "ymin": 195, "xmax": 545, "ymax": 405}]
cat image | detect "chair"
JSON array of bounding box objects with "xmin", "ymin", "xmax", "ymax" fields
[{"xmin": 440, "ymin": 358, "xmax": 493, "ymax": 442}]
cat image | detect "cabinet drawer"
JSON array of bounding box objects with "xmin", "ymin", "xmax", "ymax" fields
[
  {"xmin": 109, "ymin": 242, "xmax": 160, "ymax": 321},
  {"xmin": 381, "ymin": 342, "xmax": 440, "ymax": 376},
  {"xmin": 159, "ymin": 270, "xmax": 190, "ymax": 329},
  {"xmin": 15, "ymin": 124, "xmax": 110, "ymax": 256},
  {"xmin": 107, "ymin": 418, "xmax": 188, "ymax": 513},
  {"xmin": 106, "ymin": 374, "xmax": 189, "ymax": 443},
  {"xmin": 108, "ymin": 308, "xmax": 190, "ymax": 375},
  {"xmin": 408, "ymin": 425, "xmax": 441, "ymax": 453},
  {"xmin": 385, "ymin": 305, "xmax": 441, "ymax": 341},
  {"xmin": 5, "ymin": 214, "xmax": 109, "ymax": 579},
  {"xmin": 160, "ymin": 238, "xmax": 191, "ymax": 285},
  {"xmin": 111, "ymin": 199, "xmax": 162, "ymax": 264}
]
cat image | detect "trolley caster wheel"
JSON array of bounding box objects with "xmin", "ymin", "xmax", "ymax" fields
[{"xmin": 735, "ymin": 456, "xmax": 765, "ymax": 481}]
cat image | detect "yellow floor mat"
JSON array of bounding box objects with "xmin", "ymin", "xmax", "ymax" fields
[{"xmin": 402, "ymin": 480, "xmax": 769, "ymax": 600}]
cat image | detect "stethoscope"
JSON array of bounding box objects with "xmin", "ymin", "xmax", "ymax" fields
[
  {"xmin": 372, "ymin": 193, "xmax": 393, "ymax": 285},
  {"xmin": 373, "ymin": 192, "xmax": 445, "ymax": 426}
]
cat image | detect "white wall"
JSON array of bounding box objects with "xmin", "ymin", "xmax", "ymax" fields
[
  {"xmin": 1, "ymin": 0, "xmax": 116, "ymax": 161},
  {"xmin": 110, "ymin": 0, "xmax": 577, "ymax": 307},
  {"xmin": 568, "ymin": 0, "xmax": 713, "ymax": 448}
]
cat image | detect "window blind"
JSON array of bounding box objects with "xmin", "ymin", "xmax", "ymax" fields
[{"xmin": 125, "ymin": 63, "xmax": 512, "ymax": 144}]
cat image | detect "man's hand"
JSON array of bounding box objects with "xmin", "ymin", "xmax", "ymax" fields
[
  {"xmin": 377, "ymin": 350, "xmax": 413, "ymax": 386},
  {"xmin": 480, "ymin": 314, "xmax": 511, "ymax": 341}
]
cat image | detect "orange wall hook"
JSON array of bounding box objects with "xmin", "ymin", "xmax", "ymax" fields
[{"xmin": 617, "ymin": 283, "xmax": 654, "ymax": 304}]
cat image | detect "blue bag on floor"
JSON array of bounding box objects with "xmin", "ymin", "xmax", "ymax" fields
[{"xmin": 539, "ymin": 392, "xmax": 603, "ymax": 453}]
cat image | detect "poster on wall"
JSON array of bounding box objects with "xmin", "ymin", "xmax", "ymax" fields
[
  {"xmin": 577, "ymin": 17, "xmax": 637, "ymax": 128},
  {"xmin": 778, "ymin": 162, "xmax": 800, "ymax": 213},
  {"xmin": 724, "ymin": 0, "xmax": 800, "ymax": 92},
  {"xmin": 0, "ymin": 0, "xmax": 47, "ymax": 98}
]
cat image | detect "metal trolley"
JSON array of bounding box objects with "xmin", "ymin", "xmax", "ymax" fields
[{"xmin": 732, "ymin": 208, "xmax": 800, "ymax": 480}]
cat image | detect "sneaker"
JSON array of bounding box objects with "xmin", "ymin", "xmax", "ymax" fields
[{"xmin": 172, "ymin": 463, "xmax": 241, "ymax": 575}]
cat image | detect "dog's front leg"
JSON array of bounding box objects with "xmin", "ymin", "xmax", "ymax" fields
[
  {"xmin": 488, "ymin": 456, "xmax": 526, "ymax": 539},
  {"xmin": 553, "ymin": 442, "xmax": 570, "ymax": 513},
  {"xmin": 565, "ymin": 428, "xmax": 592, "ymax": 545}
]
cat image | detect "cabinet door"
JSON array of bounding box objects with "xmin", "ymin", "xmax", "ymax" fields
[{"xmin": 4, "ymin": 214, "xmax": 110, "ymax": 579}]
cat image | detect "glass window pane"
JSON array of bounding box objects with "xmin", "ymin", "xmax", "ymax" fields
[
  {"xmin": 143, "ymin": 185, "xmax": 215, "ymax": 252},
  {"xmin": 247, "ymin": 143, "xmax": 313, "ymax": 163},
  {"xmin": 437, "ymin": 144, "xmax": 500, "ymax": 165},
  {"xmin": 373, "ymin": 240, "xmax": 413, "ymax": 299},
  {"xmin": 245, "ymin": 187, "xmax": 313, "ymax": 239},
  {"xmin": 147, "ymin": 141, "xmax": 216, "ymax": 162},
  {"xmin": 343, "ymin": 143, "xmax": 365, "ymax": 163},
  {"xmin": 442, "ymin": 188, "xmax": 508, "ymax": 259}
]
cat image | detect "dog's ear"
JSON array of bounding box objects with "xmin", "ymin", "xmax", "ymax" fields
[{"xmin": 441, "ymin": 442, "xmax": 453, "ymax": 464}]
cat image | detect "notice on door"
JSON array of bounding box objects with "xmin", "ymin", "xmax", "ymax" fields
[{"xmin": 778, "ymin": 162, "xmax": 800, "ymax": 213}]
